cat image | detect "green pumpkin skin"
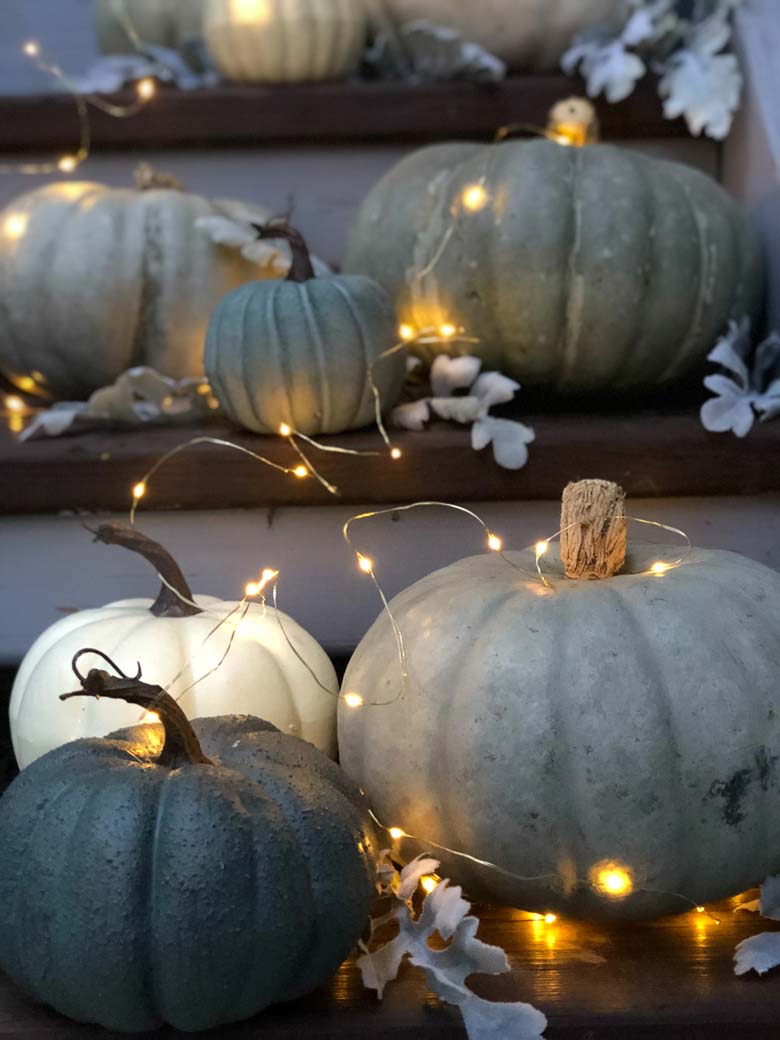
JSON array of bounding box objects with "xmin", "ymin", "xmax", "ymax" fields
[
  {"xmin": 205, "ymin": 274, "xmax": 405, "ymax": 435},
  {"xmin": 344, "ymin": 140, "xmax": 763, "ymax": 393},
  {"xmin": 0, "ymin": 715, "xmax": 377, "ymax": 1033}
]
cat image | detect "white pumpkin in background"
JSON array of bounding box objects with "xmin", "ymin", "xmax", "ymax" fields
[
  {"xmin": 0, "ymin": 168, "xmax": 289, "ymax": 400},
  {"xmin": 94, "ymin": 0, "xmax": 206, "ymax": 55},
  {"xmin": 204, "ymin": 0, "xmax": 367, "ymax": 83},
  {"xmin": 380, "ymin": 0, "xmax": 622, "ymax": 71},
  {"xmin": 10, "ymin": 524, "xmax": 338, "ymax": 769}
]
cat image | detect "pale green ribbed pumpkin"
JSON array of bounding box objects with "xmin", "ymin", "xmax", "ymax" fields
[
  {"xmin": 344, "ymin": 139, "xmax": 763, "ymax": 394},
  {"xmin": 94, "ymin": 0, "xmax": 205, "ymax": 55},
  {"xmin": 206, "ymin": 223, "xmax": 405, "ymax": 435},
  {"xmin": 338, "ymin": 481, "xmax": 780, "ymax": 921}
]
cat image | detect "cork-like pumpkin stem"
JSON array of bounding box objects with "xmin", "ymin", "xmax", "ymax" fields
[
  {"xmin": 560, "ymin": 479, "xmax": 627, "ymax": 580},
  {"xmin": 134, "ymin": 163, "xmax": 185, "ymax": 192},
  {"xmin": 251, "ymin": 221, "xmax": 316, "ymax": 283},
  {"xmin": 87, "ymin": 522, "xmax": 202, "ymax": 619},
  {"xmin": 61, "ymin": 649, "xmax": 212, "ymax": 770}
]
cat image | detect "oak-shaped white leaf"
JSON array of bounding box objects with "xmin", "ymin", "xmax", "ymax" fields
[
  {"xmin": 701, "ymin": 319, "xmax": 780, "ymax": 436},
  {"xmin": 391, "ymin": 399, "xmax": 432, "ymax": 431},
  {"xmin": 472, "ymin": 417, "xmax": 535, "ymax": 470},
  {"xmin": 472, "ymin": 371, "xmax": 521, "ymax": 408},
  {"xmin": 735, "ymin": 932, "xmax": 780, "ymax": 976},
  {"xmin": 430, "ymin": 396, "xmax": 486, "ymax": 424},
  {"xmin": 658, "ymin": 47, "xmax": 741, "ymax": 139},
  {"xmin": 734, "ymin": 897, "xmax": 760, "ymax": 914},
  {"xmin": 564, "ymin": 38, "xmax": 646, "ymax": 103},
  {"xmin": 396, "ymin": 855, "xmax": 441, "ymax": 903},
  {"xmin": 460, "ymin": 992, "xmax": 548, "ymax": 1040},
  {"xmin": 196, "ymin": 215, "xmax": 256, "ymax": 249},
  {"xmin": 700, "ymin": 391, "xmax": 755, "ymax": 437},
  {"xmin": 431, "ymin": 354, "xmax": 483, "ymax": 397}
]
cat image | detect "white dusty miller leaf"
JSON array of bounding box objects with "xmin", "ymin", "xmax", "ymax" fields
[
  {"xmin": 364, "ymin": 20, "xmax": 505, "ymax": 84},
  {"xmin": 658, "ymin": 49, "xmax": 741, "ymax": 139},
  {"xmin": 472, "ymin": 371, "xmax": 521, "ymax": 408},
  {"xmin": 472, "ymin": 417, "xmax": 536, "ymax": 470},
  {"xmin": 359, "ymin": 855, "xmax": 547, "ymax": 1039},
  {"xmin": 430, "ymin": 396, "xmax": 486, "ymax": 424},
  {"xmin": 701, "ymin": 319, "xmax": 780, "ymax": 437},
  {"xmin": 562, "ymin": 38, "xmax": 646, "ymax": 103},
  {"xmin": 391, "ymin": 399, "xmax": 431, "ymax": 432},
  {"xmin": 735, "ymin": 932, "xmax": 780, "ymax": 977},
  {"xmin": 430, "ymin": 354, "xmax": 483, "ymax": 397},
  {"xmin": 396, "ymin": 856, "xmax": 441, "ymax": 903},
  {"xmin": 196, "ymin": 216, "xmax": 256, "ymax": 249}
]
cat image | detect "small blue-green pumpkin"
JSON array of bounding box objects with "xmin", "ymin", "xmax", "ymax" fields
[
  {"xmin": 0, "ymin": 664, "xmax": 377, "ymax": 1033},
  {"xmin": 205, "ymin": 224, "xmax": 405, "ymax": 435}
]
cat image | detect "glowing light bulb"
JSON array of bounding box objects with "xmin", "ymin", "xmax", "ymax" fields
[
  {"xmin": 23, "ymin": 41, "xmax": 40, "ymax": 57},
  {"xmin": 357, "ymin": 554, "xmax": 374, "ymax": 575},
  {"xmin": 390, "ymin": 447, "xmax": 402, "ymax": 460},
  {"xmin": 3, "ymin": 214, "xmax": 28, "ymax": 240},
  {"xmin": 650, "ymin": 561, "xmax": 670, "ymax": 576},
  {"xmin": 57, "ymin": 155, "xmax": 78, "ymax": 173},
  {"xmin": 388, "ymin": 827, "xmax": 406, "ymax": 840},
  {"xmin": 343, "ymin": 692, "xmax": 365, "ymax": 709},
  {"xmin": 142, "ymin": 711, "xmax": 160, "ymax": 725},
  {"xmin": 132, "ymin": 482, "xmax": 147, "ymax": 500},
  {"xmin": 398, "ymin": 324, "xmax": 416, "ymax": 342},
  {"xmin": 696, "ymin": 906, "xmax": 705, "ymax": 913},
  {"xmin": 4, "ymin": 395, "xmax": 25, "ymax": 414},
  {"xmin": 544, "ymin": 913, "xmax": 557, "ymax": 924},
  {"xmin": 245, "ymin": 582, "xmax": 259, "ymax": 597},
  {"xmin": 591, "ymin": 862, "xmax": 633, "ymax": 898},
  {"xmin": 279, "ymin": 422, "xmax": 292, "ymax": 437},
  {"xmin": 487, "ymin": 533, "xmax": 503, "ymax": 552},
  {"xmin": 293, "ymin": 464, "xmax": 308, "ymax": 479},
  {"xmin": 535, "ymin": 541, "xmax": 549, "ymax": 556},
  {"xmin": 439, "ymin": 323, "xmax": 457, "ymax": 339},
  {"xmin": 261, "ymin": 568, "xmax": 277, "ymax": 584},
  {"xmin": 421, "ymin": 875, "xmax": 439, "ymax": 894},
  {"xmin": 461, "ymin": 183, "xmax": 488, "ymax": 212},
  {"xmin": 136, "ymin": 77, "xmax": 156, "ymax": 101}
]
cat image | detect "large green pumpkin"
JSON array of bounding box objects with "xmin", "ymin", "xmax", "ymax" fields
[
  {"xmin": 94, "ymin": 0, "xmax": 205, "ymax": 56},
  {"xmin": 338, "ymin": 482, "xmax": 780, "ymax": 921},
  {"xmin": 0, "ymin": 664, "xmax": 377, "ymax": 1032},
  {"xmin": 206, "ymin": 222, "xmax": 405, "ymax": 435},
  {"xmin": 344, "ymin": 140, "xmax": 763, "ymax": 393}
]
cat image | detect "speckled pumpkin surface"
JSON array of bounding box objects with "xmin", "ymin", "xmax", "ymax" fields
[
  {"xmin": 0, "ymin": 714, "xmax": 377, "ymax": 1032},
  {"xmin": 339, "ymin": 544, "xmax": 780, "ymax": 920},
  {"xmin": 344, "ymin": 140, "xmax": 763, "ymax": 394}
]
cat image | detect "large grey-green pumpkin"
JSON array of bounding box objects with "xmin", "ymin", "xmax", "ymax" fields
[
  {"xmin": 338, "ymin": 482, "xmax": 780, "ymax": 921},
  {"xmin": 0, "ymin": 175, "xmax": 282, "ymax": 400},
  {"xmin": 344, "ymin": 139, "xmax": 763, "ymax": 393},
  {"xmin": 206, "ymin": 223, "xmax": 405, "ymax": 435},
  {"xmin": 0, "ymin": 669, "xmax": 377, "ymax": 1033},
  {"xmin": 94, "ymin": 0, "xmax": 205, "ymax": 56}
]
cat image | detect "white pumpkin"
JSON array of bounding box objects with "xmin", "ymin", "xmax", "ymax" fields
[
  {"xmin": 381, "ymin": 0, "xmax": 622, "ymax": 71},
  {"xmin": 0, "ymin": 172, "xmax": 284, "ymax": 400},
  {"xmin": 203, "ymin": 0, "xmax": 367, "ymax": 83},
  {"xmin": 10, "ymin": 524, "xmax": 338, "ymax": 769},
  {"xmin": 94, "ymin": 0, "xmax": 206, "ymax": 55}
]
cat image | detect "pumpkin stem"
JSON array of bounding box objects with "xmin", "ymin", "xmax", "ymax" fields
[
  {"xmin": 134, "ymin": 163, "xmax": 185, "ymax": 192},
  {"xmin": 560, "ymin": 479, "xmax": 627, "ymax": 580},
  {"xmin": 87, "ymin": 522, "xmax": 202, "ymax": 618},
  {"xmin": 251, "ymin": 221, "xmax": 316, "ymax": 283},
  {"xmin": 61, "ymin": 650, "xmax": 213, "ymax": 770}
]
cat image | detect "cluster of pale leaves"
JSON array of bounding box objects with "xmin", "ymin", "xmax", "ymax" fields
[
  {"xmin": 74, "ymin": 44, "xmax": 219, "ymax": 94},
  {"xmin": 562, "ymin": 0, "xmax": 744, "ymax": 139},
  {"xmin": 734, "ymin": 876, "xmax": 780, "ymax": 976},
  {"xmin": 363, "ymin": 20, "xmax": 506, "ymax": 83},
  {"xmin": 358, "ymin": 853, "xmax": 547, "ymax": 1039},
  {"xmin": 700, "ymin": 318, "xmax": 780, "ymax": 437},
  {"xmin": 197, "ymin": 208, "xmax": 331, "ymax": 277},
  {"xmin": 392, "ymin": 355, "xmax": 536, "ymax": 470}
]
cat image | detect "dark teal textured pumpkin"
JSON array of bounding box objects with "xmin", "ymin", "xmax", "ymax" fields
[
  {"xmin": 205, "ymin": 222, "xmax": 405, "ymax": 435},
  {"xmin": 0, "ymin": 663, "xmax": 377, "ymax": 1033}
]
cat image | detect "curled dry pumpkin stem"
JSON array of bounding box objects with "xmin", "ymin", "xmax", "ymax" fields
[
  {"xmin": 87, "ymin": 522, "xmax": 202, "ymax": 619},
  {"xmin": 134, "ymin": 162, "xmax": 185, "ymax": 193},
  {"xmin": 560, "ymin": 479, "xmax": 627, "ymax": 580},
  {"xmin": 251, "ymin": 220, "xmax": 316, "ymax": 283},
  {"xmin": 61, "ymin": 649, "xmax": 213, "ymax": 770}
]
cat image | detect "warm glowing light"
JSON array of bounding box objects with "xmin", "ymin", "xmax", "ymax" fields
[
  {"xmin": 230, "ymin": 0, "xmax": 271, "ymax": 23},
  {"xmin": 142, "ymin": 711, "xmax": 160, "ymax": 725},
  {"xmin": 3, "ymin": 214, "xmax": 28, "ymax": 239},
  {"xmin": 535, "ymin": 541, "xmax": 549, "ymax": 556},
  {"xmin": 16, "ymin": 375, "xmax": 37, "ymax": 392},
  {"xmin": 279, "ymin": 422, "xmax": 292, "ymax": 437},
  {"xmin": 650, "ymin": 561, "xmax": 670, "ymax": 576},
  {"xmin": 245, "ymin": 568, "xmax": 279, "ymax": 599},
  {"xmin": 544, "ymin": 913, "xmax": 557, "ymax": 924},
  {"xmin": 293, "ymin": 464, "xmax": 309, "ymax": 479},
  {"xmin": 398, "ymin": 324, "xmax": 416, "ymax": 342},
  {"xmin": 390, "ymin": 447, "xmax": 402, "ymax": 460},
  {"xmin": 23, "ymin": 41, "xmax": 40, "ymax": 57},
  {"xmin": 696, "ymin": 906, "xmax": 705, "ymax": 913},
  {"xmin": 57, "ymin": 155, "xmax": 78, "ymax": 173},
  {"xmin": 487, "ymin": 533, "xmax": 503, "ymax": 552},
  {"xmin": 343, "ymin": 692, "xmax": 365, "ymax": 709},
  {"xmin": 388, "ymin": 827, "xmax": 406, "ymax": 840},
  {"xmin": 245, "ymin": 582, "xmax": 259, "ymax": 597},
  {"xmin": 357, "ymin": 554, "xmax": 374, "ymax": 575},
  {"xmin": 439, "ymin": 323, "xmax": 457, "ymax": 339},
  {"xmin": 4, "ymin": 395, "xmax": 25, "ymax": 414},
  {"xmin": 132, "ymin": 482, "xmax": 147, "ymax": 500},
  {"xmin": 421, "ymin": 875, "xmax": 439, "ymax": 894},
  {"xmin": 461, "ymin": 183, "xmax": 488, "ymax": 212},
  {"xmin": 591, "ymin": 862, "xmax": 633, "ymax": 898},
  {"xmin": 136, "ymin": 77, "xmax": 156, "ymax": 101}
]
